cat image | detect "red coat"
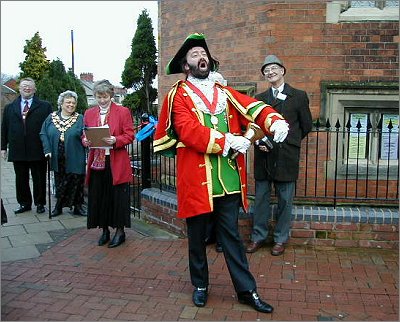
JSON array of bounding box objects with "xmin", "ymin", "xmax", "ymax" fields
[
  {"xmin": 154, "ymin": 81, "xmax": 284, "ymax": 219},
  {"xmin": 83, "ymin": 102, "xmax": 134, "ymax": 186}
]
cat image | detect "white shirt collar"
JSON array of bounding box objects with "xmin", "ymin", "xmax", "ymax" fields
[
  {"xmin": 21, "ymin": 97, "xmax": 33, "ymax": 108},
  {"xmin": 272, "ymin": 83, "xmax": 285, "ymax": 93}
]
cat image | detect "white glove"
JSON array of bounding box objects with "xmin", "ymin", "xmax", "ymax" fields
[
  {"xmin": 270, "ymin": 120, "xmax": 289, "ymax": 143},
  {"xmin": 223, "ymin": 133, "xmax": 251, "ymax": 157},
  {"xmin": 45, "ymin": 153, "xmax": 52, "ymax": 158}
]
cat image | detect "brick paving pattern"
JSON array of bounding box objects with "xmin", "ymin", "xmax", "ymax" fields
[
  {"xmin": 1, "ymin": 157, "xmax": 398, "ymax": 321},
  {"xmin": 2, "ymin": 228, "xmax": 398, "ymax": 321}
]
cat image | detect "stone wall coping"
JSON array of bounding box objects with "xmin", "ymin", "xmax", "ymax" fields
[{"xmin": 142, "ymin": 188, "xmax": 399, "ymax": 225}]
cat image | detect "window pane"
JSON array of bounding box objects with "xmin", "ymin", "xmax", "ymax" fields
[
  {"xmin": 385, "ymin": 0, "xmax": 399, "ymax": 7},
  {"xmin": 350, "ymin": 1, "xmax": 376, "ymax": 8},
  {"xmin": 380, "ymin": 114, "xmax": 399, "ymax": 160},
  {"xmin": 348, "ymin": 113, "xmax": 369, "ymax": 159}
]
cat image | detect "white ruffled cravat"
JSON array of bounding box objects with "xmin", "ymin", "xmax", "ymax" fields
[{"xmin": 186, "ymin": 75, "xmax": 227, "ymax": 115}]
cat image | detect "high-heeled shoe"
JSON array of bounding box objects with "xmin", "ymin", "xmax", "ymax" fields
[
  {"xmin": 98, "ymin": 229, "xmax": 110, "ymax": 246},
  {"xmin": 108, "ymin": 232, "xmax": 126, "ymax": 248}
]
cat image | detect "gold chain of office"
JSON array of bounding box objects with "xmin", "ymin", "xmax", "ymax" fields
[{"xmin": 51, "ymin": 112, "xmax": 79, "ymax": 142}]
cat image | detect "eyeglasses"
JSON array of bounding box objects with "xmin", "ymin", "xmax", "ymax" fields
[
  {"xmin": 20, "ymin": 84, "xmax": 34, "ymax": 89},
  {"xmin": 263, "ymin": 66, "xmax": 281, "ymax": 74}
]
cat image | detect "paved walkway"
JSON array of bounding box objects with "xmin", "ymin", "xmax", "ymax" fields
[{"xmin": 1, "ymin": 160, "xmax": 399, "ymax": 321}]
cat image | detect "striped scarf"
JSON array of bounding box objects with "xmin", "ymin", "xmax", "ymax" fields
[{"xmin": 90, "ymin": 108, "xmax": 110, "ymax": 170}]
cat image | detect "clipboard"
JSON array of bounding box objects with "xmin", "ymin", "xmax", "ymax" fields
[{"xmin": 84, "ymin": 125, "xmax": 112, "ymax": 148}]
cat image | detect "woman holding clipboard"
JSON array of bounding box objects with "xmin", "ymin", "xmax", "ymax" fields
[{"xmin": 82, "ymin": 80, "xmax": 134, "ymax": 248}]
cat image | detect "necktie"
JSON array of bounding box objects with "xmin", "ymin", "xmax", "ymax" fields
[
  {"xmin": 23, "ymin": 100, "xmax": 29, "ymax": 112},
  {"xmin": 273, "ymin": 89, "xmax": 279, "ymax": 98},
  {"xmin": 22, "ymin": 100, "xmax": 29, "ymax": 122}
]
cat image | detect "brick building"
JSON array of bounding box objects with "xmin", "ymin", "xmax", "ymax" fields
[
  {"xmin": 141, "ymin": 0, "xmax": 399, "ymax": 247},
  {"xmin": 158, "ymin": 1, "xmax": 398, "ymax": 105}
]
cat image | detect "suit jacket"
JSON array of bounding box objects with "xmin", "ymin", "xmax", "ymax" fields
[
  {"xmin": 254, "ymin": 83, "xmax": 312, "ymax": 182},
  {"xmin": 83, "ymin": 102, "xmax": 134, "ymax": 186},
  {"xmin": 1, "ymin": 95, "xmax": 53, "ymax": 161},
  {"xmin": 154, "ymin": 80, "xmax": 285, "ymax": 219}
]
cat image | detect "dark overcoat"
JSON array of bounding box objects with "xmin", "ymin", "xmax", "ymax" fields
[
  {"xmin": 254, "ymin": 83, "xmax": 313, "ymax": 182},
  {"xmin": 1, "ymin": 95, "xmax": 53, "ymax": 161}
]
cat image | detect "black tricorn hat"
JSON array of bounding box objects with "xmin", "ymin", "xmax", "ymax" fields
[{"xmin": 165, "ymin": 33, "xmax": 218, "ymax": 75}]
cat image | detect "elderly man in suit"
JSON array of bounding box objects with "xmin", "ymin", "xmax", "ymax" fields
[
  {"xmin": 246, "ymin": 55, "xmax": 313, "ymax": 256},
  {"xmin": 1, "ymin": 78, "xmax": 53, "ymax": 214}
]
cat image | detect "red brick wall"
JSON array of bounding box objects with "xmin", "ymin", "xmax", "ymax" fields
[
  {"xmin": 158, "ymin": 0, "xmax": 398, "ymax": 119},
  {"xmin": 153, "ymin": 1, "xmax": 399, "ymax": 244},
  {"xmin": 157, "ymin": 0, "xmax": 399, "ymax": 200}
]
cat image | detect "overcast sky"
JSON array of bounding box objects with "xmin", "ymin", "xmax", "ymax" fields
[{"xmin": 1, "ymin": 1, "xmax": 158, "ymax": 86}]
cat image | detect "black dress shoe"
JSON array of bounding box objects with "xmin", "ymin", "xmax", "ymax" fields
[
  {"xmin": 14, "ymin": 205, "xmax": 31, "ymax": 214},
  {"xmin": 108, "ymin": 232, "xmax": 126, "ymax": 248},
  {"xmin": 98, "ymin": 230, "xmax": 110, "ymax": 246},
  {"xmin": 73, "ymin": 205, "xmax": 86, "ymax": 216},
  {"xmin": 36, "ymin": 204, "xmax": 45, "ymax": 214},
  {"xmin": 237, "ymin": 290, "xmax": 274, "ymax": 313},
  {"xmin": 192, "ymin": 287, "xmax": 208, "ymax": 307}
]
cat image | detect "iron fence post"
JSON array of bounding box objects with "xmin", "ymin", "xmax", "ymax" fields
[{"xmin": 140, "ymin": 113, "xmax": 152, "ymax": 189}]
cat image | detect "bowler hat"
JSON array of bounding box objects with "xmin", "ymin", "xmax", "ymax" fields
[
  {"xmin": 165, "ymin": 33, "xmax": 218, "ymax": 75},
  {"xmin": 261, "ymin": 55, "xmax": 286, "ymax": 75}
]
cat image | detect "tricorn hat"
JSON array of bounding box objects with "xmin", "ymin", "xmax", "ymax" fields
[
  {"xmin": 261, "ymin": 55, "xmax": 286, "ymax": 75},
  {"xmin": 165, "ymin": 33, "xmax": 218, "ymax": 75}
]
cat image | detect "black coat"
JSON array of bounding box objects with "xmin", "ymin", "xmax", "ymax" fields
[
  {"xmin": 1, "ymin": 95, "xmax": 53, "ymax": 161},
  {"xmin": 254, "ymin": 83, "xmax": 312, "ymax": 182}
]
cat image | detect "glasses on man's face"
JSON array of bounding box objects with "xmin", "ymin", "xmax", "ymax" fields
[
  {"xmin": 263, "ymin": 66, "xmax": 281, "ymax": 74},
  {"xmin": 20, "ymin": 84, "xmax": 34, "ymax": 89}
]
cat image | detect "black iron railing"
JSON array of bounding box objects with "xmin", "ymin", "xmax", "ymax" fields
[{"xmin": 130, "ymin": 116, "xmax": 399, "ymax": 216}]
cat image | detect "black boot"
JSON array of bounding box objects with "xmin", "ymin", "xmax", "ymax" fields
[
  {"xmin": 73, "ymin": 204, "xmax": 86, "ymax": 216},
  {"xmin": 98, "ymin": 228, "xmax": 110, "ymax": 246},
  {"xmin": 108, "ymin": 228, "xmax": 126, "ymax": 248},
  {"xmin": 51, "ymin": 201, "xmax": 62, "ymax": 217}
]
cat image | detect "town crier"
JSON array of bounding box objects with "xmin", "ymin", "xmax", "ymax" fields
[{"xmin": 154, "ymin": 33, "xmax": 289, "ymax": 313}]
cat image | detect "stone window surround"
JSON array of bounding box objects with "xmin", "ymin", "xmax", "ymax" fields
[
  {"xmin": 320, "ymin": 81, "xmax": 399, "ymax": 179},
  {"xmin": 326, "ymin": 1, "xmax": 399, "ymax": 23}
]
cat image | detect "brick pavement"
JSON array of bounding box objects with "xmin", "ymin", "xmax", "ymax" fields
[
  {"xmin": 1, "ymin": 227, "xmax": 398, "ymax": 321},
  {"xmin": 1, "ymin": 159, "xmax": 399, "ymax": 321}
]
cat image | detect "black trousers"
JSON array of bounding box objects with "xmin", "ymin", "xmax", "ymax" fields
[
  {"xmin": 13, "ymin": 160, "xmax": 47, "ymax": 207},
  {"xmin": 186, "ymin": 194, "xmax": 256, "ymax": 293}
]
